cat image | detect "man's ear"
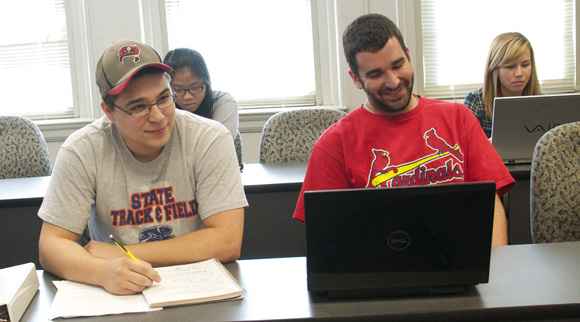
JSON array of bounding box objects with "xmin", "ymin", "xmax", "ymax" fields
[
  {"xmin": 348, "ymin": 69, "xmax": 364, "ymax": 90},
  {"xmin": 406, "ymin": 46, "xmax": 413, "ymax": 68},
  {"xmin": 101, "ymin": 101, "xmax": 116, "ymax": 122}
]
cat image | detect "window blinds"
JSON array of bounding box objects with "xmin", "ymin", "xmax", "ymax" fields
[
  {"xmin": 0, "ymin": 0, "xmax": 73, "ymax": 119},
  {"xmin": 420, "ymin": 0, "xmax": 575, "ymax": 100}
]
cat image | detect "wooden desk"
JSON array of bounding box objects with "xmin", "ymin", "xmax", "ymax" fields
[
  {"xmin": 240, "ymin": 162, "xmax": 306, "ymax": 193},
  {"xmin": 0, "ymin": 176, "xmax": 50, "ymax": 269},
  {"xmin": 0, "ymin": 176, "xmax": 50, "ymax": 207},
  {"xmin": 239, "ymin": 162, "xmax": 307, "ymax": 259},
  {"xmin": 22, "ymin": 242, "xmax": 580, "ymax": 321},
  {"xmin": 239, "ymin": 162, "xmax": 534, "ymax": 248},
  {"xmin": 0, "ymin": 164, "xmax": 307, "ymax": 268},
  {"xmin": 0, "ymin": 162, "xmax": 534, "ymax": 265}
]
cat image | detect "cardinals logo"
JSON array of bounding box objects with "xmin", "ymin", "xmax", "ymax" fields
[
  {"xmin": 366, "ymin": 128, "xmax": 464, "ymax": 188},
  {"xmin": 118, "ymin": 45, "xmax": 140, "ymax": 63},
  {"xmin": 370, "ymin": 149, "xmax": 391, "ymax": 179},
  {"xmin": 424, "ymin": 129, "xmax": 463, "ymax": 161}
]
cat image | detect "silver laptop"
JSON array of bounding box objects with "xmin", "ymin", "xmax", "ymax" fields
[
  {"xmin": 304, "ymin": 182, "xmax": 496, "ymax": 298},
  {"xmin": 491, "ymin": 93, "xmax": 580, "ymax": 164}
]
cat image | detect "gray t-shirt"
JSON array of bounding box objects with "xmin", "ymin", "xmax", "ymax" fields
[
  {"xmin": 38, "ymin": 110, "xmax": 247, "ymax": 245},
  {"xmin": 211, "ymin": 90, "xmax": 239, "ymax": 140}
]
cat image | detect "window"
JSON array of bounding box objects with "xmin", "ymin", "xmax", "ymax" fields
[
  {"xmin": 164, "ymin": 0, "xmax": 316, "ymax": 109},
  {"xmin": 420, "ymin": 0, "xmax": 575, "ymax": 99},
  {"xmin": 0, "ymin": 0, "xmax": 74, "ymax": 119}
]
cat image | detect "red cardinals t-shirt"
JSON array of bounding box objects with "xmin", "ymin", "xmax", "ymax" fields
[{"xmin": 293, "ymin": 96, "xmax": 515, "ymax": 222}]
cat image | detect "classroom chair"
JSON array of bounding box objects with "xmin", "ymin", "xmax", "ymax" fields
[
  {"xmin": 258, "ymin": 108, "xmax": 346, "ymax": 163},
  {"xmin": 530, "ymin": 121, "xmax": 580, "ymax": 243},
  {"xmin": 0, "ymin": 115, "xmax": 52, "ymax": 179}
]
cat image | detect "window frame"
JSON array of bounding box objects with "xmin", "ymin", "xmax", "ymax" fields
[
  {"xmin": 415, "ymin": 0, "xmax": 577, "ymax": 100},
  {"xmin": 66, "ymin": 0, "xmax": 98, "ymax": 119},
  {"xmin": 0, "ymin": 0, "xmax": 81, "ymax": 120},
  {"xmin": 147, "ymin": 0, "xmax": 344, "ymax": 113}
]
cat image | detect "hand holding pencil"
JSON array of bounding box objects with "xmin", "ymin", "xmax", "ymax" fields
[
  {"xmin": 97, "ymin": 234, "xmax": 161, "ymax": 295},
  {"xmin": 109, "ymin": 234, "xmax": 140, "ymax": 263}
]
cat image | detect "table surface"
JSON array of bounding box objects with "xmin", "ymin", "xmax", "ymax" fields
[
  {"xmin": 0, "ymin": 163, "xmax": 308, "ymax": 205},
  {"xmin": 240, "ymin": 162, "xmax": 307, "ymax": 192},
  {"xmin": 0, "ymin": 162, "xmax": 529, "ymax": 200},
  {"xmin": 0, "ymin": 176, "xmax": 51, "ymax": 205},
  {"xmin": 0, "ymin": 162, "xmax": 530, "ymax": 201},
  {"xmin": 22, "ymin": 241, "xmax": 580, "ymax": 322}
]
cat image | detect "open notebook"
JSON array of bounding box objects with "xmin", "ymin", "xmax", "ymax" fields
[
  {"xmin": 304, "ymin": 182, "xmax": 496, "ymax": 298},
  {"xmin": 49, "ymin": 258, "xmax": 242, "ymax": 319}
]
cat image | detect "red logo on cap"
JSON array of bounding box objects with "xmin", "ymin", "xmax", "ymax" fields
[{"xmin": 118, "ymin": 45, "xmax": 140, "ymax": 63}]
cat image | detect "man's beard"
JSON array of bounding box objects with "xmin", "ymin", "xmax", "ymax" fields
[{"xmin": 364, "ymin": 73, "xmax": 414, "ymax": 114}]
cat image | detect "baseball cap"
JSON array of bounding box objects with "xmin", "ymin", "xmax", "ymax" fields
[{"xmin": 95, "ymin": 40, "xmax": 173, "ymax": 100}]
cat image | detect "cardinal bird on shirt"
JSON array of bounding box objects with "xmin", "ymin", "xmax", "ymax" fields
[
  {"xmin": 370, "ymin": 149, "xmax": 391, "ymax": 178},
  {"xmin": 424, "ymin": 129, "xmax": 464, "ymax": 162}
]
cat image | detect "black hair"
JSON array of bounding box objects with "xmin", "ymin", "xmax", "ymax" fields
[
  {"xmin": 163, "ymin": 48, "xmax": 215, "ymax": 118},
  {"xmin": 342, "ymin": 13, "xmax": 409, "ymax": 78}
]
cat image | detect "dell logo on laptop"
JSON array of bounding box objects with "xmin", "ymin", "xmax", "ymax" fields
[
  {"xmin": 524, "ymin": 124, "xmax": 561, "ymax": 133},
  {"xmin": 388, "ymin": 231, "xmax": 410, "ymax": 251}
]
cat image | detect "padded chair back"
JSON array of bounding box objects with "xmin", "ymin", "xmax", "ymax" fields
[
  {"xmin": 0, "ymin": 116, "xmax": 52, "ymax": 179},
  {"xmin": 259, "ymin": 108, "xmax": 346, "ymax": 163},
  {"xmin": 530, "ymin": 122, "xmax": 580, "ymax": 243}
]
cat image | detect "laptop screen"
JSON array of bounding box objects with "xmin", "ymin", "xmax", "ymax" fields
[
  {"xmin": 304, "ymin": 182, "xmax": 495, "ymax": 297},
  {"xmin": 491, "ymin": 93, "xmax": 580, "ymax": 164}
]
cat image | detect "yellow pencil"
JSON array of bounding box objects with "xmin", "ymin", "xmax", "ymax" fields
[{"xmin": 109, "ymin": 234, "xmax": 140, "ymax": 263}]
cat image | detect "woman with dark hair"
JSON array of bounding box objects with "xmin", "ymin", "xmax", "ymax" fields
[{"xmin": 163, "ymin": 48, "xmax": 238, "ymax": 139}]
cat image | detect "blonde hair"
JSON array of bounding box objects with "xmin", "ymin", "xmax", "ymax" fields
[{"xmin": 482, "ymin": 32, "xmax": 541, "ymax": 120}]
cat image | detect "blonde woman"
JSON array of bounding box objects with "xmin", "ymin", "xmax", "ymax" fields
[{"xmin": 464, "ymin": 32, "xmax": 542, "ymax": 137}]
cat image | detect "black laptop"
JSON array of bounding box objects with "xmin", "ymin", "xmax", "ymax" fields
[{"xmin": 304, "ymin": 182, "xmax": 496, "ymax": 298}]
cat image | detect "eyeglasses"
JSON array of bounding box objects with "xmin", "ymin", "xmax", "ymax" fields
[
  {"xmin": 173, "ymin": 85, "xmax": 205, "ymax": 97},
  {"xmin": 113, "ymin": 93, "xmax": 177, "ymax": 119}
]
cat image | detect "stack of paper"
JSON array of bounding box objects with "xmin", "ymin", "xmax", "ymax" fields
[
  {"xmin": 49, "ymin": 280, "xmax": 161, "ymax": 319},
  {"xmin": 49, "ymin": 258, "xmax": 243, "ymax": 319}
]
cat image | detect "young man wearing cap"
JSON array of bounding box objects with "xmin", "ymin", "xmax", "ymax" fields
[{"xmin": 38, "ymin": 40, "xmax": 247, "ymax": 295}]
